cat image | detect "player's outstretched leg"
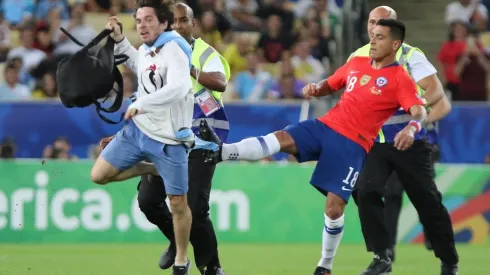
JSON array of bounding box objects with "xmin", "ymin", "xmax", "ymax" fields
[
  {"xmin": 199, "ymin": 119, "xmax": 288, "ymax": 163},
  {"xmin": 314, "ymin": 193, "xmax": 347, "ymax": 275}
]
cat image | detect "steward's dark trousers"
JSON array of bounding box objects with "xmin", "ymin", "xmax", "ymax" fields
[{"xmin": 354, "ymin": 141, "xmax": 458, "ymax": 265}]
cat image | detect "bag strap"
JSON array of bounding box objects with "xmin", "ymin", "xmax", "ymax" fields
[
  {"xmin": 94, "ymin": 103, "xmax": 125, "ymax": 124},
  {"xmin": 59, "ymin": 22, "xmax": 123, "ymax": 52}
]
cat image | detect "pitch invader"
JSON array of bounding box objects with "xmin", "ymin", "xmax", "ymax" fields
[{"xmin": 199, "ymin": 19, "xmax": 427, "ymax": 275}]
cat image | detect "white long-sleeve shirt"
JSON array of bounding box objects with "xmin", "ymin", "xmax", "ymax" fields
[{"xmin": 115, "ymin": 37, "xmax": 193, "ymax": 145}]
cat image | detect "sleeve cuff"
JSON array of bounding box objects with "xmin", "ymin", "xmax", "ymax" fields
[{"xmin": 114, "ymin": 37, "xmax": 131, "ymax": 54}]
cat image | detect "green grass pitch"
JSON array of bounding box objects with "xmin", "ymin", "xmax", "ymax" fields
[{"xmin": 0, "ymin": 243, "xmax": 487, "ymax": 274}]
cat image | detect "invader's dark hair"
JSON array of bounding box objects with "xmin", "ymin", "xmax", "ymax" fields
[
  {"xmin": 134, "ymin": 0, "xmax": 175, "ymax": 31},
  {"xmin": 376, "ymin": 19, "xmax": 406, "ymax": 44}
]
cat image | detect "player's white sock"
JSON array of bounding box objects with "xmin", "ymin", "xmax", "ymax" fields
[
  {"xmin": 318, "ymin": 214, "xmax": 345, "ymax": 270},
  {"xmin": 221, "ymin": 133, "xmax": 280, "ymax": 161}
]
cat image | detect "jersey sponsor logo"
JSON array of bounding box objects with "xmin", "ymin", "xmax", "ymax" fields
[
  {"xmin": 141, "ymin": 64, "xmax": 164, "ymax": 94},
  {"xmin": 360, "ymin": 75, "xmax": 371, "ymax": 86},
  {"xmin": 375, "ymin": 76, "xmax": 388, "ymax": 88},
  {"xmin": 349, "ymin": 70, "xmax": 360, "ymax": 74},
  {"xmin": 370, "ymin": 86, "xmax": 382, "ymax": 95}
]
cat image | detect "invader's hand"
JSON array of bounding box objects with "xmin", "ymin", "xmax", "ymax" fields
[
  {"xmin": 124, "ymin": 108, "xmax": 139, "ymax": 121},
  {"xmin": 106, "ymin": 16, "xmax": 124, "ymax": 42},
  {"xmin": 99, "ymin": 136, "xmax": 115, "ymax": 150}
]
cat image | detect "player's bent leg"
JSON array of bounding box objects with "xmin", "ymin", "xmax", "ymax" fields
[
  {"xmin": 91, "ymin": 124, "xmax": 153, "ymax": 184},
  {"xmin": 90, "ymin": 156, "xmax": 121, "ymax": 185}
]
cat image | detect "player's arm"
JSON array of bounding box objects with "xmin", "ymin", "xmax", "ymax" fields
[
  {"xmin": 107, "ymin": 17, "xmax": 139, "ymax": 73},
  {"xmin": 303, "ymin": 60, "xmax": 349, "ymax": 99},
  {"xmin": 126, "ymin": 42, "xmax": 192, "ymax": 117},
  {"xmin": 191, "ymin": 55, "xmax": 227, "ymax": 92},
  {"xmin": 394, "ymin": 74, "xmax": 427, "ymax": 150},
  {"xmin": 409, "ymin": 51, "xmax": 452, "ymax": 124}
]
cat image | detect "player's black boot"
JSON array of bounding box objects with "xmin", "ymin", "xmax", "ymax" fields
[
  {"xmin": 172, "ymin": 261, "xmax": 191, "ymax": 275},
  {"xmin": 198, "ymin": 119, "xmax": 223, "ymax": 164},
  {"xmin": 313, "ymin": 266, "xmax": 331, "ymax": 275},
  {"xmin": 158, "ymin": 244, "xmax": 176, "ymax": 270},
  {"xmin": 440, "ymin": 262, "xmax": 458, "ymax": 275},
  {"xmin": 360, "ymin": 255, "xmax": 392, "ymax": 275}
]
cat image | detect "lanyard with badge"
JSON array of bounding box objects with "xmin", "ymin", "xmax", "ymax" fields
[{"xmin": 191, "ymin": 38, "xmax": 221, "ymax": 116}]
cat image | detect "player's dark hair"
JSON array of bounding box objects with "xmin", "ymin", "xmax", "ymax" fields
[
  {"xmin": 376, "ymin": 19, "xmax": 405, "ymax": 43},
  {"xmin": 135, "ymin": 0, "xmax": 175, "ymax": 31}
]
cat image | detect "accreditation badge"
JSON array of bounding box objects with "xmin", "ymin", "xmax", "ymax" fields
[{"xmin": 195, "ymin": 88, "xmax": 220, "ymax": 116}]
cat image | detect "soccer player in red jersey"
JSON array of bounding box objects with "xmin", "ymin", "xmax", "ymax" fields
[{"xmin": 199, "ymin": 19, "xmax": 426, "ymax": 275}]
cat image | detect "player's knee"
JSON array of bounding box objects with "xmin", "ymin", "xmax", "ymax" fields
[
  {"xmin": 90, "ymin": 168, "xmax": 109, "ymax": 185},
  {"xmin": 90, "ymin": 157, "xmax": 118, "ymax": 185},
  {"xmin": 325, "ymin": 205, "xmax": 344, "ymax": 220},
  {"xmin": 273, "ymin": 130, "xmax": 296, "ymax": 154},
  {"xmin": 168, "ymin": 195, "xmax": 188, "ymax": 215},
  {"xmin": 325, "ymin": 193, "xmax": 346, "ymax": 219}
]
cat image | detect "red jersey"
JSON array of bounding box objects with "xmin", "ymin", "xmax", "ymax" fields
[{"xmin": 318, "ymin": 56, "xmax": 424, "ymax": 152}]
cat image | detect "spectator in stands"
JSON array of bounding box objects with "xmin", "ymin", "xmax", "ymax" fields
[
  {"xmin": 0, "ymin": 137, "xmax": 16, "ymax": 159},
  {"xmin": 10, "ymin": 57, "xmax": 35, "ymax": 89},
  {"xmin": 0, "ymin": 62, "xmax": 31, "ymax": 100},
  {"xmin": 268, "ymin": 60, "xmax": 305, "ymax": 100},
  {"xmin": 226, "ymin": 0, "xmax": 262, "ymax": 31},
  {"xmin": 193, "ymin": 0, "xmax": 233, "ymax": 43},
  {"xmin": 290, "ymin": 40, "xmax": 326, "ymax": 83},
  {"xmin": 256, "ymin": 0, "xmax": 294, "ymax": 32},
  {"xmin": 122, "ymin": 70, "xmax": 136, "ymax": 98},
  {"xmin": 297, "ymin": 1, "xmax": 334, "ymax": 39},
  {"xmin": 7, "ymin": 27, "xmax": 47, "ymax": 72},
  {"xmin": 43, "ymin": 136, "xmax": 75, "ymax": 159},
  {"xmin": 257, "ymin": 14, "xmax": 294, "ymax": 64},
  {"xmin": 53, "ymin": 3, "xmax": 97, "ymax": 56},
  {"xmin": 46, "ymin": 7, "xmax": 63, "ymax": 36},
  {"xmin": 34, "ymin": 25, "xmax": 55, "ymax": 56},
  {"xmin": 1, "ymin": 0, "xmax": 34, "ymax": 27},
  {"xmin": 36, "ymin": 0, "xmax": 69, "ymax": 22},
  {"xmin": 199, "ymin": 10, "xmax": 223, "ymax": 52},
  {"xmin": 32, "ymin": 72, "xmax": 58, "ymax": 99},
  {"xmin": 223, "ymin": 32, "xmax": 250, "ymax": 78},
  {"xmin": 454, "ymin": 30, "xmax": 490, "ymax": 101},
  {"xmin": 446, "ymin": 0, "xmax": 488, "ymax": 31},
  {"xmin": 438, "ymin": 21, "xmax": 472, "ymax": 98},
  {"xmin": 233, "ymin": 51, "xmax": 272, "ymax": 101},
  {"xmin": 0, "ymin": 14, "xmax": 11, "ymax": 62},
  {"xmin": 302, "ymin": 19, "xmax": 331, "ymax": 67}
]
